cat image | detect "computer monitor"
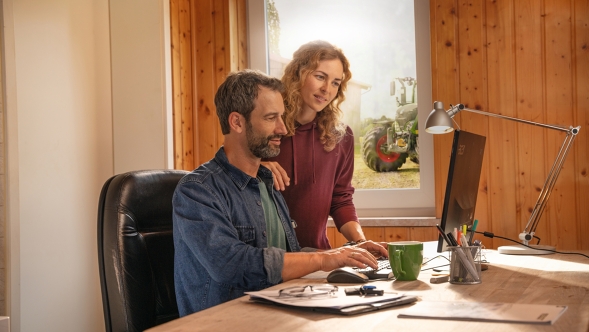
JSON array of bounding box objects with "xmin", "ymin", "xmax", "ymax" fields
[{"xmin": 437, "ymin": 130, "xmax": 486, "ymax": 252}]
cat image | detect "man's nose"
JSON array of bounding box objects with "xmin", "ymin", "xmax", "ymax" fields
[{"xmin": 276, "ymin": 116, "xmax": 287, "ymax": 135}]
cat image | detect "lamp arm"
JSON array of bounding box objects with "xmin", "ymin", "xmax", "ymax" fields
[
  {"xmin": 456, "ymin": 104, "xmax": 574, "ymax": 133},
  {"xmin": 524, "ymin": 130, "xmax": 577, "ymax": 240},
  {"xmin": 451, "ymin": 104, "xmax": 581, "ymax": 245}
]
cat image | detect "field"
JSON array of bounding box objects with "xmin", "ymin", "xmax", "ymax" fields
[{"xmin": 352, "ymin": 154, "xmax": 420, "ymax": 189}]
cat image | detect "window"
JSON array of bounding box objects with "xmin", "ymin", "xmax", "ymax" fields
[{"xmin": 247, "ymin": 0, "xmax": 434, "ymax": 217}]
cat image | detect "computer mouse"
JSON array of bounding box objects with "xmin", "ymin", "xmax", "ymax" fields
[{"xmin": 326, "ymin": 267, "xmax": 369, "ymax": 284}]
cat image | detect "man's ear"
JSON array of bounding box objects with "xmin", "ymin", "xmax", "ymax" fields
[{"xmin": 228, "ymin": 112, "xmax": 245, "ymax": 134}]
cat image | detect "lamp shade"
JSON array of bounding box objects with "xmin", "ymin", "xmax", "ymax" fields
[{"xmin": 425, "ymin": 101, "xmax": 454, "ymax": 134}]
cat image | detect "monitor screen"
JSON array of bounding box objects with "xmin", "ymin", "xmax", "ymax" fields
[{"xmin": 437, "ymin": 130, "xmax": 486, "ymax": 252}]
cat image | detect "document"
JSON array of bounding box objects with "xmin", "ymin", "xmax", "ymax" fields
[
  {"xmin": 246, "ymin": 288, "xmax": 417, "ymax": 316},
  {"xmin": 398, "ymin": 301, "xmax": 567, "ymax": 325}
]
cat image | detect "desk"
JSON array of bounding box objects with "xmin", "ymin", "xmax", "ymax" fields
[{"xmin": 147, "ymin": 250, "xmax": 589, "ymax": 332}]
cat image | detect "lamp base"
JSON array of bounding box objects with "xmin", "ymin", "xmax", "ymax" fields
[{"xmin": 498, "ymin": 244, "xmax": 555, "ymax": 255}]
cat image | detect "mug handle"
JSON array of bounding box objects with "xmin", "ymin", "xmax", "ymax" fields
[{"xmin": 393, "ymin": 249, "xmax": 406, "ymax": 276}]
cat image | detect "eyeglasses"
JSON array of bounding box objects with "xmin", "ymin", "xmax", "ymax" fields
[{"xmin": 278, "ymin": 284, "xmax": 339, "ymax": 298}]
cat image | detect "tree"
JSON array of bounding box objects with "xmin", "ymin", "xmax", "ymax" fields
[{"xmin": 267, "ymin": 0, "xmax": 281, "ymax": 55}]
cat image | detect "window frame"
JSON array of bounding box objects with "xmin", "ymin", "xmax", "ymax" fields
[{"xmin": 246, "ymin": 0, "xmax": 435, "ymax": 217}]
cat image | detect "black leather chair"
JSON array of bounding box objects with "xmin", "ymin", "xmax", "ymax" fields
[{"xmin": 97, "ymin": 170, "xmax": 189, "ymax": 332}]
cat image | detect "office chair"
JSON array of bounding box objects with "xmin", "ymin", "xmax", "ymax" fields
[{"xmin": 97, "ymin": 170, "xmax": 188, "ymax": 332}]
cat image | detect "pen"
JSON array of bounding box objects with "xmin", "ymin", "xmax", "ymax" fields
[
  {"xmin": 457, "ymin": 230, "xmax": 463, "ymax": 246},
  {"xmin": 469, "ymin": 219, "xmax": 479, "ymax": 246},
  {"xmin": 459, "ymin": 233, "xmax": 468, "ymax": 248},
  {"xmin": 459, "ymin": 233, "xmax": 480, "ymax": 281},
  {"xmin": 436, "ymin": 224, "xmax": 451, "ymax": 246},
  {"xmin": 462, "ymin": 224, "xmax": 467, "ymax": 237},
  {"xmin": 446, "ymin": 232, "xmax": 458, "ymax": 246}
]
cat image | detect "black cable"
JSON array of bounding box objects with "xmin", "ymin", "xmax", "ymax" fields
[{"xmin": 475, "ymin": 230, "xmax": 589, "ymax": 259}]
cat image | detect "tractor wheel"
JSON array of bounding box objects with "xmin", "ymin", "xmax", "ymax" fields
[{"xmin": 362, "ymin": 127, "xmax": 408, "ymax": 172}]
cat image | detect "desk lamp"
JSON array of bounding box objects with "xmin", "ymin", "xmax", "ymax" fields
[{"xmin": 425, "ymin": 101, "xmax": 580, "ymax": 255}]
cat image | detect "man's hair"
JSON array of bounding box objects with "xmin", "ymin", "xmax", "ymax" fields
[{"xmin": 215, "ymin": 70, "xmax": 285, "ymax": 135}]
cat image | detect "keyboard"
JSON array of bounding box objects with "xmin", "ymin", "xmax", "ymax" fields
[{"xmin": 354, "ymin": 258, "xmax": 393, "ymax": 280}]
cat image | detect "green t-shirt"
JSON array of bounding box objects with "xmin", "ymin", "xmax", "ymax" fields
[{"xmin": 258, "ymin": 179, "xmax": 287, "ymax": 250}]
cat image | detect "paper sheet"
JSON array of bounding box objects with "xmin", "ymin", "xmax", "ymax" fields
[{"xmin": 398, "ymin": 301, "xmax": 567, "ymax": 325}]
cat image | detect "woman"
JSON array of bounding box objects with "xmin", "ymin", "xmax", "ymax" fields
[{"xmin": 263, "ymin": 40, "xmax": 367, "ymax": 250}]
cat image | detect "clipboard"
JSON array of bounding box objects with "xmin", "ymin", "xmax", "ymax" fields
[{"xmin": 247, "ymin": 289, "xmax": 417, "ymax": 316}]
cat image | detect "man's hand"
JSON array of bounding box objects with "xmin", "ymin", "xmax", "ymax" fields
[
  {"xmin": 356, "ymin": 240, "xmax": 389, "ymax": 259},
  {"xmin": 260, "ymin": 161, "xmax": 290, "ymax": 191},
  {"xmin": 315, "ymin": 246, "xmax": 379, "ymax": 272},
  {"xmin": 282, "ymin": 242, "xmax": 388, "ymax": 281}
]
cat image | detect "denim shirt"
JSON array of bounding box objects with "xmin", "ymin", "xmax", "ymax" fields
[{"xmin": 173, "ymin": 147, "xmax": 301, "ymax": 316}]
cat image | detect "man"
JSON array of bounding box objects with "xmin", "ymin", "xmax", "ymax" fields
[{"xmin": 173, "ymin": 70, "xmax": 387, "ymax": 316}]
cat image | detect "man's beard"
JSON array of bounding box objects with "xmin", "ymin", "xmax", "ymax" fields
[{"xmin": 246, "ymin": 121, "xmax": 283, "ymax": 158}]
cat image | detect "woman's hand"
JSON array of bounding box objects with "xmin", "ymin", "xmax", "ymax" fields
[{"xmin": 261, "ymin": 161, "xmax": 290, "ymax": 191}]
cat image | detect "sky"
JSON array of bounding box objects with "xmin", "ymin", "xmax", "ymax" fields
[{"xmin": 271, "ymin": 0, "xmax": 417, "ymax": 119}]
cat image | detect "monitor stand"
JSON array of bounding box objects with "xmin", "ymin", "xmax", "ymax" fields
[{"xmin": 498, "ymin": 244, "xmax": 555, "ymax": 255}]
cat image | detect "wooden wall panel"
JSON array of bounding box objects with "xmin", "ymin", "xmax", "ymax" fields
[
  {"xmin": 171, "ymin": 0, "xmax": 181, "ymax": 167},
  {"xmin": 456, "ymin": 0, "xmax": 491, "ymax": 248},
  {"xmin": 193, "ymin": 1, "xmax": 220, "ymax": 164},
  {"xmin": 363, "ymin": 227, "xmax": 386, "ymax": 243},
  {"xmin": 431, "ymin": 0, "xmax": 588, "ymax": 250},
  {"xmin": 384, "ymin": 227, "xmax": 410, "ymax": 243},
  {"xmin": 172, "ymin": 0, "xmax": 247, "ymax": 169},
  {"xmin": 430, "ymin": 1, "xmax": 460, "ymax": 219},
  {"xmin": 574, "ymin": 0, "xmax": 589, "ymax": 250},
  {"xmin": 171, "ymin": 0, "xmax": 195, "ymax": 170},
  {"xmin": 409, "ymin": 227, "xmax": 438, "ymax": 243},
  {"xmin": 326, "ymin": 227, "xmax": 437, "ymax": 248},
  {"xmin": 486, "ymin": 0, "xmax": 519, "ymax": 248},
  {"xmin": 544, "ymin": 0, "xmax": 578, "ymax": 249},
  {"xmin": 513, "ymin": 0, "xmax": 548, "ymax": 246}
]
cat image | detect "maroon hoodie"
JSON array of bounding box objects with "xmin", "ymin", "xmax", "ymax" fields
[{"xmin": 266, "ymin": 120, "xmax": 359, "ymax": 249}]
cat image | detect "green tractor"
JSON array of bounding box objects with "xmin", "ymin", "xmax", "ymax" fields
[{"xmin": 361, "ymin": 77, "xmax": 419, "ymax": 172}]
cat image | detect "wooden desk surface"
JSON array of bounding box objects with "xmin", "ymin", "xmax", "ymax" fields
[{"xmin": 148, "ymin": 250, "xmax": 589, "ymax": 332}]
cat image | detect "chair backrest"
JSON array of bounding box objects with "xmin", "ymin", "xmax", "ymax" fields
[{"xmin": 97, "ymin": 170, "xmax": 189, "ymax": 332}]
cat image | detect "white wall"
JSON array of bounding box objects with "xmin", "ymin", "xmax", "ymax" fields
[
  {"xmin": 110, "ymin": 0, "xmax": 173, "ymax": 174},
  {"xmin": 3, "ymin": 0, "xmax": 172, "ymax": 331}
]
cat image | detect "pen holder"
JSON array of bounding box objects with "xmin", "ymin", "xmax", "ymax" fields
[{"xmin": 449, "ymin": 246, "xmax": 481, "ymax": 285}]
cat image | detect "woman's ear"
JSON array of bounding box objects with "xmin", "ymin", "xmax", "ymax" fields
[{"xmin": 228, "ymin": 112, "xmax": 245, "ymax": 134}]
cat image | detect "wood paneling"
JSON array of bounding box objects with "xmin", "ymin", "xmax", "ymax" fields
[
  {"xmin": 171, "ymin": 0, "xmax": 247, "ymax": 169},
  {"xmin": 544, "ymin": 0, "xmax": 577, "ymax": 249},
  {"xmin": 327, "ymin": 227, "xmax": 437, "ymax": 248},
  {"xmin": 430, "ymin": 1, "xmax": 460, "ymax": 221},
  {"xmin": 170, "ymin": 0, "xmax": 195, "ymax": 170},
  {"xmin": 514, "ymin": 0, "xmax": 548, "ymax": 247},
  {"xmin": 574, "ymin": 0, "xmax": 589, "ymax": 250},
  {"xmin": 431, "ymin": 0, "xmax": 588, "ymax": 250}
]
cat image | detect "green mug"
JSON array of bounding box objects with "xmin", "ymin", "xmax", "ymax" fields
[{"xmin": 388, "ymin": 241, "xmax": 423, "ymax": 281}]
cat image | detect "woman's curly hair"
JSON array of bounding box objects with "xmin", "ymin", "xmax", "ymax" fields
[{"xmin": 281, "ymin": 40, "xmax": 352, "ymax": 152}]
